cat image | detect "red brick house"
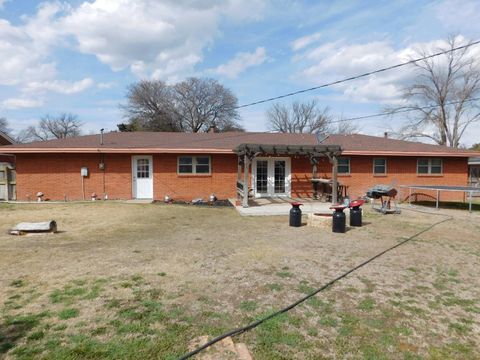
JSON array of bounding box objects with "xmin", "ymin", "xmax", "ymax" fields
[{"xmin": 1, "ymin": 131, "xmax": 476, "ymax": 203}]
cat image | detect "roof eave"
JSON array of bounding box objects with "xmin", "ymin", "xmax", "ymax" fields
[
  {"xmin": 342, "ymin": 150, "xmax": 476, "ymax": 157},
  {"xmin": 2, "ymin": 148, "xmax": 236, "ymax": 154}
]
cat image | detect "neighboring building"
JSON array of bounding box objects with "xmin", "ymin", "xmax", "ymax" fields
[
  {"xmin": 0, "ymin": 130, "xmax": 15, "ymax": 162},
  {"xmin": 1, "ymin": 132, "xmax": 476, "ymax": 203},
  {"xmin": 468, "ymin": 157, "xmax": 480, "ymax": 187},
  {"xmin": 0, "ymin": 131, "xmax": 16, "ymax": 200}
]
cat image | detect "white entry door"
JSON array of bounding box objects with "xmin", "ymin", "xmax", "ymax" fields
[
  {"xmin": 132, "ymin": 156, "xmax": 153, "ymax": 199},
  {"xmin": 253, "ymin": 157, "xmax": 291, "ymax": 197}
]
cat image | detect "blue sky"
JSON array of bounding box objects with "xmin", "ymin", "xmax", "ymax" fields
[{"xmin": 1, "ymin": 0, "xmax": 480, "ymax": 145}]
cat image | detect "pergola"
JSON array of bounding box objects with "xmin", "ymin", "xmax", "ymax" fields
[{"xmin": 234, "ymin": 143, "xmax": 342, "ymax": 208}]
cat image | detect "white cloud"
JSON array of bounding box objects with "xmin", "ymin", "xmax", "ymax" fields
[
  {"xmin": 0, "ymin": 1, "xmax": 96, "ymax": 107},
  {"xmin": 2, "ymin": 98, "xmax": 44, "ymax": 109},
  {"xmin": 97, "ymin": 82, "xmax": 115, "ymax": 89},
  {"xmin": 433, "ymin": 0, "xmax": 480, "ymax": 34},
  {"xmin": 25, "ymin": 78, "xmax": 95, "ymax": 95},
  {"xmin": 290, "ymin": 32, "xmax": 322, "ymax": 51},
  {"xmin": 293, "ymin": 36, "xmax": 480, "ymax": 104},
  {"xmin": 61, "ymin": 0, "xmax": 267, "ymax": 82},
  {"xmin": 212, "ymin": 47, "xmax": 267, "ymax": 79}
]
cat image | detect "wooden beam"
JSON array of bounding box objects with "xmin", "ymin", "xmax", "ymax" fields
[
  {"xmin": 237, "ymin": 155, "xmax": 242, "ymax": 181},
  {"xmin": 331, "ymin": 155, "xmax": 338, "ymax": 204},
  {"xmin": 242, "ymin": 153, "xmax": 250, "ymax": 208}
]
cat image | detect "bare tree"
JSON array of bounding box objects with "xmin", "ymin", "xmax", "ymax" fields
[
  {"xmin": 267, "ymin": 100, "xmax": 331, "ymax": 134},
  {"xmin": 119, "ymin": 80, "xmax": 179, "ymax": 132},
  {"xmin": 333, "ymin": 119, "xmax": 360, "ymax": 135},
  {"xmin": 26, "ymin": 113, "xmax": 83, "ymax": 141},
  {"xmin": 173, "ymin": 77, "xmax": 241, "ymax": 132},
  {"xmin": 388, "ymin": 35, "xmax": 480, "ymax": 147},
  {"xmin": 119, "ymin": 78, "xmax": 242, "ymax": 132},
  {"xmin": 0, "ymin": 118, "xmax": 10, "ymax": 134}
]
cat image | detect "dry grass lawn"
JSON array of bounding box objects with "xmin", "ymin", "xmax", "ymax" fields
[{"xmin": 0, "ymin": 202, "xmax": 479, "ymax": 359}]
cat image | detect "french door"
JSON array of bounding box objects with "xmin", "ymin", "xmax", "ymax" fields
[{"xmin": 253, "ymin": 157, "xmax": 291, "ymax": 197}]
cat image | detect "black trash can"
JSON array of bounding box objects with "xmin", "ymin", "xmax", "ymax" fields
[
  {"xmin": 350, "ymin": 207, "xmax": 362, "ymax": 227},
  {"xmin": 289, "ymin": 202, "xmax": 303, "ymax": 227},
  {"xmin": 331, "ymin": 206, "xmax": 346, "ymax": 233},
  {"xmin": 348, "ymin": 199, "xmax": 365, "ymax": 227}
]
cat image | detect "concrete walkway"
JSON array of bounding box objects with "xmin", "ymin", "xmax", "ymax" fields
[{"xmin": 234, "ymin": 199, "xmax": 332, "ymax": 216}]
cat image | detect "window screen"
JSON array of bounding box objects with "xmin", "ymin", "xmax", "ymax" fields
[
  {"xmin": 195, "ymin": 157, "xmax": 210, "ymax": 174},
  {"xmin": 373, "ymin": 158, "xmax": 387, "ymax": 174},
  {"xmin": 337, "ymin": 158, "xmax": 350, "ymax": 174},
  {"xmin": 136, "ymin": 159, "xmax": 150, "ymax": 178},
  {"xmin": 178, "ymin": 156, "xmax": 211, "ymax": 174},
  {"xmin": 178, "ymin": 157, "xmax": 193, "ymax": 173},
  {"xmin": 417, "ymin": 158, "xmax": 442, "ymax": 174}
]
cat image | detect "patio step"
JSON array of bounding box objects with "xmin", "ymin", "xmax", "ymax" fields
[{"xmin": 188, "ymin": 336, "xmax": 253, "ymax": 360}]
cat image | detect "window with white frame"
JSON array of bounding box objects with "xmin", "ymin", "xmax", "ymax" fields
[
  {"xmin": 417, "ymin": 158, "xmax": 442, "ymax": 174},
  {"xmin": 178, "ymin": 156, "xmax": 211, "ymax": 174},
  {"xmin": 373, "ymin": 158, "xmax": 387, "ymax": 175},
  {"xmin": 337, "ymin": 158, "xmax": 350, "ymax": 174}
]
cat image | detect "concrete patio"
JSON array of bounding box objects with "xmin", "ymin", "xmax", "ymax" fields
[{"xmin": 232, "ymin": 197, "xmax": 333, "ymax": 216}]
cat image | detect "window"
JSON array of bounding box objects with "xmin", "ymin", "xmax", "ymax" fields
[
  {"xmin": 178, "ymin": 156, "xmax": 211, "ymax": 174},
  {"xmin": 136, "ymin": 159, "xmax": 150, "ymax": 178},
  {"xmin": 373, "ymin": 158, "xmax": 387, "ymax": 175},
  {"xmin": 337, "ymin": 158, "xmax": 350, "ymax": 174},
  {"xmin": 417, "ymin": 158, "xmax": 442, "ymax": 175}
]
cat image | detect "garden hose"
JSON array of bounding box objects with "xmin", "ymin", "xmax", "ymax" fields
[{"xmin": 179, "ymin": 209, "xmax": 453, "ymax": 360}]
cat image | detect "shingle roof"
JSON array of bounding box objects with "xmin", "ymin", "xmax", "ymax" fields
[
  {"xmin": 2, "ymin": 131, "xmax": 317, "ymax": 153},
  {"xmin": 2, "ymin": 131, "xmax": 476, "ymax": 157},
  {"xmin": 322, "ymin": 134, "xmax": 477, "ymax": 157},
  {"xmin": 0, "ymin": 131, "xmax": 14, "ymax": 146}
]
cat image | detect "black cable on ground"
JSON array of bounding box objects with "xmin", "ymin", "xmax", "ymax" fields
[{"xmin": 179, "ymin": 213, "xmax": 452, "ymax": 359}]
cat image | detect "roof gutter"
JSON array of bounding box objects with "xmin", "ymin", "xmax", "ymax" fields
[
  {"xmin": 2, "ymin": 147, "xmax": 236, "ymax": 154},
  {"xmin": 342, "ymin": 150, "xmax": 478, "ymax": 157}
]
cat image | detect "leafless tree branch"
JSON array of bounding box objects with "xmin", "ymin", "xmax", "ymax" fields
[{"xmin": 387, "ymin": 35, "xmax": 480, "ymax": 147}]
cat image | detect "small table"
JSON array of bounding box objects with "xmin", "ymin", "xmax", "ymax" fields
[{"xmin": 311, "ymin": 178, "xmax": 348, "ymax": 202}]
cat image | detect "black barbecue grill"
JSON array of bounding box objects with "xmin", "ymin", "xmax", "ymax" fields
[{"xmin": 366, "ymin": 185, "xmax": 400, "ymax": 214}]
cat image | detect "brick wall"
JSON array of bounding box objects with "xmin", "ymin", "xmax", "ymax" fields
[
  {"xmin": 15, "ymin": 153, "xmax": 132, "ymax": 201},
  {"xmin": 152, "ymin": 154, "xmax": 237, "ymax": 200},
  {"xmin": 290, "ymin": 155, "xmax": 468, "ymax": 202},
  {"xmin": 14, "ymin": 153, "xmax": 469, "ymax": 202},
  {"xmin": 15, "ymin": 153, "xmax": 237, "ymax": 201}
]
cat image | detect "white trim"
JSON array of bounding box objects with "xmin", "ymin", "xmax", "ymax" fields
[
  {"xmin": 252, "ymin": 157, "xmax": 291, "ymax": 198},
  {"xmin": 131, "ymin": 155, "xmax": 153, "ymax": 199}
]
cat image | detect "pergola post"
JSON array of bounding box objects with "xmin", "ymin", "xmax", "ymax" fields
[
  {"xmin": 242, "ymin": 154, "xmax": 250, "ymax": 208},
  {"xmin": 331, "ymin": 155, "xmax": 338, "ymax": 204},
  {"xmin": 309, "ymin": 154, "xmax": 319, "ymax": 200},
  {"xmin": 237, "ymin": 156, "xmax": 242, "ymax": 182}
]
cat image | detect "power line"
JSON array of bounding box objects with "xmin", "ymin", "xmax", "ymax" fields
[
  {"xmin": 330, "ymin": 96, "xmax": 480, "ymax": 124},
  {"xmin": 236, "ymin": 40, "xmax": 480, "ymax": 110}
]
